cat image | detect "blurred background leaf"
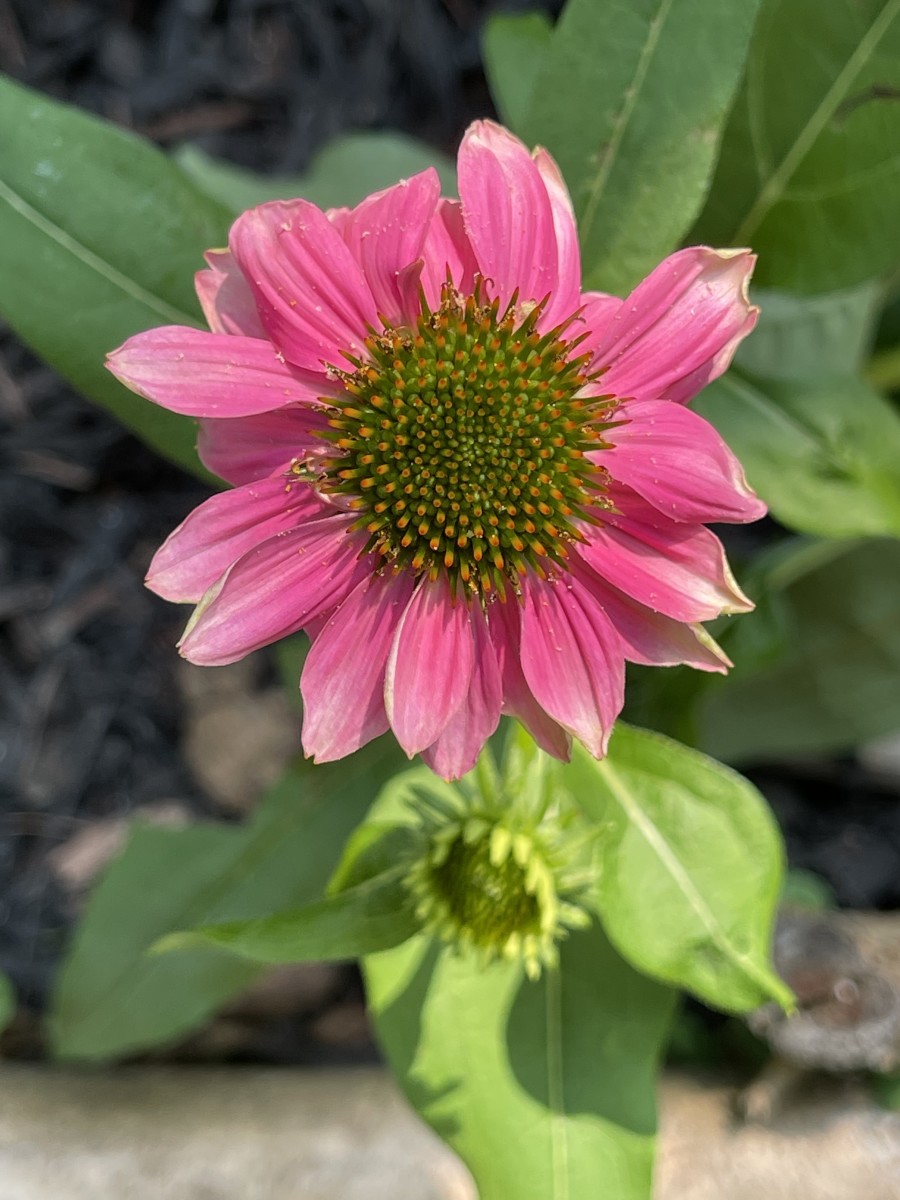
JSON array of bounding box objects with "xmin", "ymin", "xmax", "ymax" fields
[
  {"xmin": 0, "ymin": 74, "xmax": 231, "ymax": 480},
  {"xmin": 177, "ymin": 132, "xmax": 456, "ymax": 213},
  {"xmin": 0, "ymin": 972, "xmax": 15, "ymax": 1035},
  {"xmin": 482, "ymin": 11, "xmax": 552, "ymax": 131},
  {"xmin": 51, "ymin": 738, "xmax": 403, "ymax": 1061},
  {"xmin": 696, "ymin": 538, "xmax": 900, "ymax": 761},
  {"xmin": 692, "ymin": 0, "xmax": 900, "ymax": 292},
  {"xmin": 695, "ymin": 373, "xmax": 900, "ymax": 538}
]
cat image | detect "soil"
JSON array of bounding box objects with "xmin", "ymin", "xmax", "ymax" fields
[{"xmin": 1, "ymin": 0, "xmax": 898, "ymax": 1062}]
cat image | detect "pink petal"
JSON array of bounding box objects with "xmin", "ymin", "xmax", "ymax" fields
[
  {"xmin": 573, "ymin": 561, "xmax": 730, "ymax": 672},
  {"xmin": 340, "ymin": 170, "xmax": 441, "ymax": 324},
  {"xmin": 599, "ymin": 399, "xmax": 766, "ymax": 524},
  {"xmin": 487, "ymin": 597, "xmax": 572, "ymax": 761},
  {"xmin": 421, "ymin": 604, "xmax": 503, "ymax": 780},
  {"xmin": 106, "ymin": 327, "xmax": 329, "ymax": 417},
  {"xmin": 229, "ymin": 200, "xmax": 378, "ymax": 372},
  {"xmin": 567, "ymin": 290, "xmax": 623, "ymax": 357},
  {"xmin": 576, "ymin": 487, "xmax": 752, "ymax": 623},
  {"xmin": 588, "ymin": 247, "xmax": 758, "ymax": 405},
  {"xmin": 195, "ymin": 248, "xmax": 265, "ymax": 338},
  {"xmin": 418, "ymin": 199, "xmax": 479, "ymax": 310},
  {"xmin": 301, "ymin": 572, "xmax": 416, "ymax": 762},
  {"xmin": 384, "ymin": 576, "xmax": 475, "ymax": 757},
  {"xmin": 532, "ymin": 147, "xmax": 582, "ymax": 329},
  {"xmin": 197, "ymin": 406, "xmax": 332, "ymax": 486},
  {"xmin": 519, "ymin": 576, "xmax": 625, "ymax": 758},
  {"xmin": 457, "ymin": 120, "xmax": 580, "ymax": 328},
  {"xmin": 147, "ymin": 473, "xmax": 326, "ymax": 603},
  {"xmin": 178, "ymin": 516, "xmax": 371, "ymax": 666}
]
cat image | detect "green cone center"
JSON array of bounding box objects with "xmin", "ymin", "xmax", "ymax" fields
[
  {"xmin": 320, "ymin": 285, "xmax": 613, "ymax": 597},
  {"xmin": 430, "ymin": 833, "xmax": 541, "ymax": 945}
]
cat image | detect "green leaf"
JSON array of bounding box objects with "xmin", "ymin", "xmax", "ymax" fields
[
  {"xmin": 50, "ymin": 738, "xmax": 404, "ymax": 1061},
  {"xmin": 694, "ymin": 372, "xmax": 900, "ymax": 538},
  {"xmin": 366, "ymin": 924, "xmax": 676, "ymax": 1200},
  {"xmin": 482, "ymin": 12, "xmax": 552, "ymax": 131},
  {"xmin": 566, "ymin": 725, "xmax": 791, "ymax": 1013},
  {"xmin": 160, "ymin": 869, "xmax": 418, "ymax": 963},
  {"xmin": 696, "ymin": 537, "xmax": 900, "ymax": 761},
  {"xmin": 692, "ymin": 0, "xmax": 900, "ymax": 293},
  {"xmin": 177, "ymin": 132, "xmax": 456, "ymax": 215},
  {"xmin": 520, "ymin": 0, "xmax": 762, "ymax": 294},
  {"xmin": 736, "ymin": 284, "xmax": 880, "ymax": 380},
  {"xmin": 0, "ymin": 74, "xmax": 232, "ymax": 479},
  {"xmin": 0, "ymin": 972, "xmax": 15, "ymax": 1034}
]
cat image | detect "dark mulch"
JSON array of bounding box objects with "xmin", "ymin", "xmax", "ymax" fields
[{"xmin": 1, "ymin": 0, "xmax": 899, "ymax": 1057}]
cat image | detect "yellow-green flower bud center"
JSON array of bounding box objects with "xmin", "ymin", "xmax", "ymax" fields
[
  {"xmin": 430, "ymin": 833, "xmax": 541, "ymax": 944},
  {"xmin": 320, "ymin": 284, "xmax": 615, "ymax": 597}
]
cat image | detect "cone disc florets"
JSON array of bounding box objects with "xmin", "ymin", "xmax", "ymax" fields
[
  {"xmin": 319, "ymin": 282, "xmax": 615, "ymax": 598},
  {"xmin": 404, "ymin": 783, "xmax": 593, "ymax": 979}
]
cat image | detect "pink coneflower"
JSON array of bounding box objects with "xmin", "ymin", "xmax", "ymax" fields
[{"xmin": 108, "ymin": 121, "xmax": 764, "ymax": 780}]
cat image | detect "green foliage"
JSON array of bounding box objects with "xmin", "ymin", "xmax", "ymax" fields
[
  {"xmin": 366, "ymin": 924, "xmax": 676, "ymax": 1200},
  {"xmin": 482, "ymin": 12, "xmax": 552, "ymax": 130},
  {"xmin": 158, "ymin": 869, "xmax": 418, "ymax": 963},
  {"xmin": 0, "ymin": 74, "xmax": 229, "ymax": 480},
  {"xmin": 51, "ymin": 740, "xmax": 403, "ymax": 1061},
  {"xmin": 0, "ymin": 972, "xmax": 15, "ymax": 1034},
  {"xmin": 566, "ymin": 726, "xmax": 791, "ymax": 1012},
  {"xmin": 693, "ymin": 0, "xmax": 900, "ymax": 292},
  {"xmin": 736, "ymin": 284, "xmax": 880, "ymax": 381},
  {"xmin": 177, "ymin": 133, "xmax": 456, "ymax": 214},
  {"xmin": 697, "ymin": 538, "xmax": 900, "ymax": 760},
  {"xmin": 695, "ymin": 373, "xmax": 900, "ymax": 538},
  {"xmin": 518, "ymin": 0, "xmax": 762, "ymax": 294}
]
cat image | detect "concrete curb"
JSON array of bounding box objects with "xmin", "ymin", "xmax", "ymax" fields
[{"xmin": 0, "ymin": 1063, "xmax": 898, "ymax": 1199}]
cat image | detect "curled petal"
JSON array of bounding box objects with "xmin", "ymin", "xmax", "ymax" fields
[
  {"xmin": 178, "ymin": 517, "xmax": 371, "ymax": 666},
  {"xmin": 419, "ymin": 199, "xmax": 479, "ymax": 310},
  {"xmin": 519, "ymin": 576, "xmax": 625, "ymax": 758},
  {"xmin": 106, "ymin": 327, "xmax": 327, "ymax": 417},
  {"xmin": 229, "ymin": 200, "xmax": 378, "ymax": 372},
  {"xmin": 195, "ymin": 248, "xmax": 264, "ymax": 338},
  {"xmin": 599, "ymin": 399, "xmax": 766, "ymax": 523},
  {"xmin": 532, "ymin": 147, "xmax": 582, "ymax": 328},
  {"xmin": 197, "ymin": 406, "xmax": 332, "ymax": 486},
  {"xmin": 340, "ymin": 170, "xmax": 441, "ymax": 325},
  {"xmin": 421, "ymin": 604, "xmax": 503, "ymax": 780},
  {"xmin": 458, "ymin": 120, "xmax": 580, "ymax": 328},
  {"xmin": 302, "ymin": 572, "xmax": 416, "ymax": 762},
  {"xmin": 487, "ymin": 597, "xmax": 572, "ymax": 761},
  {"xmin": 385, "ymin": 577, "xmax": 475, "ymax": 757},
  {"xmin": 568, "ymin": 290, "xmax": 623, "ymax": 357},
  {"xmin": 577, "ymin": 488, "xmax": 753, "ymax": 622},
  {"xmin": 588, "ymin": 247, "xmax": 758, "ymax": 405},
  {"xmin": 148, "ymin": 474, "xmax": 327, "ymax": 603}
]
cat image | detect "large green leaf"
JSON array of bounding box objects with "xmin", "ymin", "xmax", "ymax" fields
[
  {"xmin": 520, "ymin": 0, "xmax": 761, "ymax": 294},
  {"xmin": 366, "ymin": 924, "xmax": 675, "ymax": 1200},
  {"xmin": 177, "ymin": 132, "xmax": 456, "ymax": 215},
  {"xmin": 0, "ymin": 74, "xmax": 232, "ymax": 479},
  {"xmin": 566, "ymin": 726, "xmax": 791, "ymax": 1013},
  {"xmin": 0, "ymin": 972, "xmax": 15, "ymax": 1035},
  {"xmin": 160, "ymin": 868, "xmax": 418, "ymax": 963},
  {"xmin": 735, "ymin": 284, "xmax": 880, "ymax": 380},
  {"xmin": 51, "ymin": 739, "xmax": 403, "ymax": 1061},
  {"xmin": 692, "ymin": 0, "xmax": 900, "ymax": 292},
  {"xmin": 482, "ymin": 12, "xmax": 552, "ymax": 131},
  {"xmin": 695, "ymin": 372, "xmax": 900, "ymax": 537},
  {"xmin": 697, "ymin": 538, "xmax": 900, "ymax": 761}
]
